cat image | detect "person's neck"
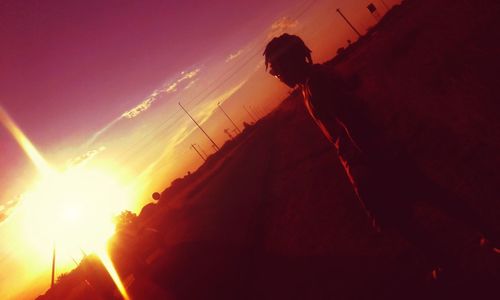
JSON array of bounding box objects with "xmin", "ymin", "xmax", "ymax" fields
[{"xmin": 299, "ymin": 63, "xmax": 314, "ymax": 85}]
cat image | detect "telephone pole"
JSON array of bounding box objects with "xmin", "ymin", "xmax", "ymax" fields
[
  {"xmin": 217, "ymin": 102, "xmax": 241, "ymax": 134},
  {"xmin": 224, "ymin": 128, "xmax": 233, "ymax": 139},
  {"xmin": 51, "ymin": 243, "xmax": 56, "ymax": 288},
  {"xmin": 179, "ymin": 102, "xmax": 220, "ymax": 151},
  {"xmin": 243, "ymin": 105, "xmax": 257, "ymax": 123},
  {"xmin": 249, "ymin": 105, "xmax": 262, "ymax": 119},
  {"xmin": 191, "ymin": 144, "xmax": 206, "ymax": 161},
  {"xmin": 336, "ymin": 8, "xmax": 362, "ymax": 38},
  {"xmin": 194, "ymin": 143, "xmax": 208, "ymax": 158}
]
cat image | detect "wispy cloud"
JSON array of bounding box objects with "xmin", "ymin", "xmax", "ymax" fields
[
  {"xmin": 0, "ymin": 196, "xmax": 21, "ymax": 224},
  {"xmin": 184, "ymin": 79, "xmax": 198, "ymax": 90},
  {"xmin": 86, "ymin": 68, "xmax": 202, "ymax": 146},
  {"xmin": 123, "ymin": 68, "xmax": 201, "ymax": 119},
  {"xmin": 195, "ymin": 79, "xmax": 248, "ymax": 126},
  {"xmin": 164, "ymin": 82, "xmax": 178, "ymax": 93},
  {"xmin": 225, "ymin": 49, "xmax": 244, "ymax": 62},
  {"xmin": 122, "ymin": 97, "xmax": 156, "ymax": 119},
  {"xmin": 135, "ymin": 80, "xmax": 247, "ymax": 183},
  {"xmin": 179, "ymin": 69, "xmax": 201, "ymax": 81},
  {"xmin": 134, "ymin": 123, "xmax": 191, "ymax": 184},
  {"xmin": 85, "ymin": 116, "xmax": 122, "ymax": 147},
  {"xmin": 67, "ymin": 146, "xmax": 106, "ymax": 168},
  {"xmin": 254, "ymin": 58, "xmax": 265, "ymax": 71},
  {"xmin": 268, "ymin": 17, "xmax": 299, "ymax": 38}
]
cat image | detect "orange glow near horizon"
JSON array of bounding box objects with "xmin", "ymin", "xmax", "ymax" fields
[{"xmin": 0, "ymin": 105, "xmax": 132, "ymax": 299}]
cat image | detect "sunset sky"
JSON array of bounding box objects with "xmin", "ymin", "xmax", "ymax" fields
[{"xmin": 0, "ymin": 0, "xmax": 398, "ymax": 298}]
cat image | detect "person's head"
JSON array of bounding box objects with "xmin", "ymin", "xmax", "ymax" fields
[{"xmin": 263, "ymin": 34, "xmax": 312, "ymax": 88}]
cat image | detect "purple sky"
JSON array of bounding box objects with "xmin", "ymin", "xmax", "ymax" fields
[{"xmin": 1, "ymin": 0, "xmax": 290, "ymax": 144}]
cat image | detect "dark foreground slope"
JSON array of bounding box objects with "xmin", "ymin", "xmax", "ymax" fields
[{"xmin": 38, "ymin": 0, "xmax": 500, "ymax": 299}]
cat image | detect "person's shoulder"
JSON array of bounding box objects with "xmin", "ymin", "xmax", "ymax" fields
[
  {"xmin": 307, "ymin": 64, "xmax": 342, "ymax": 89},
  {"xmin": 308, "ymin": 64, "xmax": 359, "ymax": 92}
]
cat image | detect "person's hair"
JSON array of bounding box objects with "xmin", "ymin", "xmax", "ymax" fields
[{"xmin": 263, "ymin": 33, "xmax": 312, "ymax": 70}]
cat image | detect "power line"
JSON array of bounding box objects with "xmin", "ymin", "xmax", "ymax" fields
[{"xmin": 98, "ymin": 0, "xmax": 320, "ymax": 171}]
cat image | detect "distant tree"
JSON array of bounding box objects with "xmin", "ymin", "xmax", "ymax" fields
[
  {"xmin": 336, "ymin": 47, "xmax": 345, "ymax": 55},
  {"xmin": 113, "ymin": 210, "xmax": 137, "ymax": 231},
  {"xmin": 56, "ymin": 272, "xmax": 70, "ymax": 284}
]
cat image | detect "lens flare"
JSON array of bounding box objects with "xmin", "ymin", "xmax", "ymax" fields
[
  {"xmin": 0, "ymin": 105, "xmax": 131, "ymax": 299},
  {"xmin": 0, "ymin": 106, "xmax": 52, "ymax": 175},
  {"xmin": 99, "ymin": 251, "xmax": 131, "ymax": 300}
]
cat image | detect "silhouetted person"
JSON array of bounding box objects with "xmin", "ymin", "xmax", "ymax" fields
[{"xmin": 263, "ymin": 33, "xmax": 499, "ymax": 273}]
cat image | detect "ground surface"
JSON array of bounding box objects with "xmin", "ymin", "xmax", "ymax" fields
[{"xmin": 38, "ymin": 0, "xmax": 500, "ymax": 299}]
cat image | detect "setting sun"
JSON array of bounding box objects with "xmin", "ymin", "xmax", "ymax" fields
[
  {"xmin": 20, "ymin": 168, "xmax": 132, "ymax": 255},
  {"xmin": 1, "ymin": 104, "xmax": 136, "ymax": 299},
  {"xmin": 15, "ymin": 168, "xmax": 133, "ymax": 300}
]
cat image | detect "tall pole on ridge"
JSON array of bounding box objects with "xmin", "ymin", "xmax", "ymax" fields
[
  {"xmin": 179, "ymin": 102, "xmax": 220, "ymax": 151},
  {"xmin": 51, "ymin": 243, "xmax": 56, "ymax": 288},
  {"xmin": 336, "ymin": 8, "xmax": 362, "ymax": 38},
  {"xmin": 243, "ymin": 105, "xmax": 257, "ymax": 123},
  {"xmin": 195, "ymin": 143, "xmax": 208, "ymax": 158},
  {"xmin": 217, "ymin": 102, "xmax": 241, "ymax": 134},
  {"xmin": 191, "ymin": 144, "xmax": 206, "ymax": 161}
]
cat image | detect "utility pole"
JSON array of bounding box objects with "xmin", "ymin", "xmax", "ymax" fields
[
  {"xmin": 51, "ymin": 243, "xmax": 56, "ymax": 288},
  {"xmin": 243, "ymin": 105, "xmax": 257, "ymax": 123},
  {"xmin": 194, "ymin": 143, "xmax": 208, "ymax": 158},
  {"xmin": 249, "ymin": 106, "xmax": 262, "ymax": 119},
  {"xmin": 71, "ymin": 257, "xmax": 79, "ymax": 267},
  {"xmin": 224, "ymin": 128, "xmax": 233, "ymax": 139},
  {"xmin": 336, "ymin": 8, "xmax": 362, "ymax": 38},
  {"xmin": 179, "ymin": 102, "xmax": 220, "ymax": 151},
  {"xmin": 191, "ymin": 144, "xmax": 206, "ymax": 161},
  {"xmin": 217, "ymin": 102, "xmax": 241, "ymax": 134}
]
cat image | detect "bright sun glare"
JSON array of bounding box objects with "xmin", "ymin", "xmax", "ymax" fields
[
  {"xmin": 1, "ymin": 106, "xmax": 132, "ymax": 299},
  {"xmin": 18, "ymin": 168, "xmax": 132, "ymax": 300},
  {"xmin": 21, "ymin": 168, "xmax": 131, "ymax": 255}
]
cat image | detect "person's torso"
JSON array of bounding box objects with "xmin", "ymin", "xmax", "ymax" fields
[{"xmin": 302, "ymin": 65, "xmax": 378, "ymax": 154}]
